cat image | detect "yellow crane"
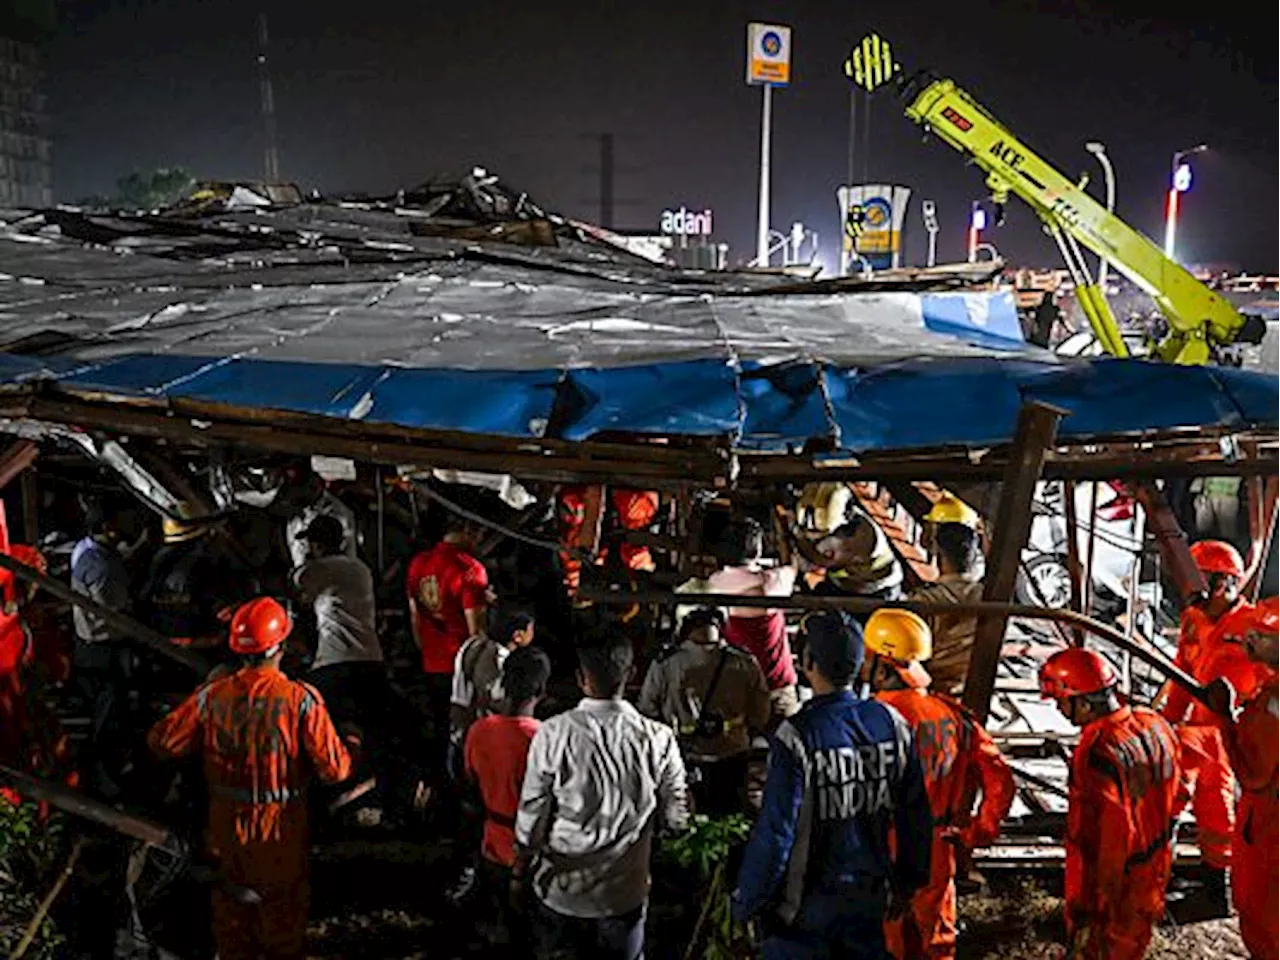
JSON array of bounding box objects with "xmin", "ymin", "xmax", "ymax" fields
[{"xmin": 843, "ymin": 34, "xmax": 1266, "ymax": 365}]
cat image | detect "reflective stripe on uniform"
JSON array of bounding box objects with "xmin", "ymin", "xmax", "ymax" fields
[{"xmin": 210, "ymin": 783, "xmax": 300, "ymax": 804}]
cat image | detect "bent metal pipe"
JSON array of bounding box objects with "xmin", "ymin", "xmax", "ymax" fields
[{"xmin": 577, "ymin": 586, "xmax": 1209, "ymax": 706}]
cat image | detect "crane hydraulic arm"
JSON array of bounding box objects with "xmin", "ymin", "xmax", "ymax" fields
[{"xmin": 843, "ymin": 35, "xmax": 1266, "ymax": 365}]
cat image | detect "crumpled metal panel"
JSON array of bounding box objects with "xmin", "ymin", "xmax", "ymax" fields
[{"xmin": 0, "ymin": 206, "xmax": 1274, "ymax": 453}]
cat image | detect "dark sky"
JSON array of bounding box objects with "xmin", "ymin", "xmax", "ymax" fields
[{"xmin": 45, "ymin": 0, "xmax": 1278, "ymax": 270}]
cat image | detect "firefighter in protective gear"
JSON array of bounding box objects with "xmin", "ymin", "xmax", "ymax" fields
[
  {"xmin": 922, "ymin": 493, "xmax": 980, "ymax": 530},
  {"xmin": 1041, "ymin": 648, "xmax": 1181, "ymax": 960},
  {"xmin": 148, "ymin": 597, "xmax": 353, "ymax": 960},
  {"xmin": 1161, "ymin": 539, "xmax": 1249, "ymax": 892},
  {"xmin": 1210, "ymin": 598, "xmax": 1278, "ymax": 960},
  {"xmin": 864, "ymin": 609, "xmax": 1014, "ymax": 959}
]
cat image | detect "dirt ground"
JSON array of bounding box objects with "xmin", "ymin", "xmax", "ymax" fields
[
  {"xmin": 302, "ymin": 843, "xmax": 1250, "ymax": 960},
  {"xmin": 955, "ymin": 875, "xmax": 1248, "ymax": 960}
]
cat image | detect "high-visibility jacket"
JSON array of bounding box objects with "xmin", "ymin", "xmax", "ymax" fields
[
  {"xmin": 148, "ymin": 665, "xmax": 352, "ymax": 960},
  {"xmin": 878, "ymin": 688, "xmax": 1014, "ymax": 959},
  {"xmin": 1223, "ymin": 673, "xmax": 1279, "ymax": 960},
  {"xmin": 1162, "ymin": 601, "xmax": 1251, "ymax": 869},
  {"xmin": 1163, "ymin": 599, "xmax": 1255, "ymax": 725},
  {"xmin": 1065, "ymin": 706, "xmax": 1180, "ymax": 960}
]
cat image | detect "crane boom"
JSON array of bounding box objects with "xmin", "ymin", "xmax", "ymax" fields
[{"xmin": 843, "ymin": 36, "xmax": 1265, "ymax": 364}]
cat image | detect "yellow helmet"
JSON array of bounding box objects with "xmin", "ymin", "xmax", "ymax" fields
[
  {"xmin": 797, "ymin": 482, "xmax": 852, "ymax": 535},
  {"xmin": 923, "ymin": 493, "xmax": 979, "ymax": 530},
  {"xmin": 162, "ymin": 514, "xmax": 208, "ymax": 544},
  {"xmin": 864, "ymin": 608, "xmax": 933, "ymax": 663}
]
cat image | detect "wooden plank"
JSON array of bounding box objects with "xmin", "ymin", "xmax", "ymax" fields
[
  {"xmin": 0, "ymin": 439, "xmax": 38, "ymax": 491},
  {"xmin": 1134, "ymin": 481, "xmax": 1206, "ymax": 602},
  {"xmin": 964, "ymin": 403, "xmax": 1066, "ymax": 723}
]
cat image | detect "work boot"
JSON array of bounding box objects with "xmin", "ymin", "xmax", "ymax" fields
[{"xmin": 1201, "ymin": 866, "xmax": 1231, "ymax": 918}]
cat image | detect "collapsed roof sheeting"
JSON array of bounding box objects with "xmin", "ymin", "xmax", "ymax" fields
[{"xmin": 0, "ymin": 199, "xmax": 1275, "ymax": 455}]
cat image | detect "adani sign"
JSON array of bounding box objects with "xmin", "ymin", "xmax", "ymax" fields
[{"xmin": 660, "ymin": 207, "xmax": 714, "ymax": 237}]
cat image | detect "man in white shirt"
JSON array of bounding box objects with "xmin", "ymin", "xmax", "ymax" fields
[
  {"xmin": 284, "ymin": 465, "xmax": 358, "ymax": 570},
  {"xmin": 515, "ymin": 632, "xmax": 688, "ymax": 959}
]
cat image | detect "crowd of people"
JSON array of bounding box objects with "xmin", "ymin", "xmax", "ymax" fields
[{"xmin": 0, "ymin": 470, "xmax": 1273, "ymax": 960}]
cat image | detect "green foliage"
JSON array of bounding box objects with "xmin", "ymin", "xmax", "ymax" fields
[
  {"xmin": 661, "ymin": 814, "xmax": 756, "ymax": 960},
  {"xmin": 0, "ymin": 801, "xmax": 68, "ymax": 960}
]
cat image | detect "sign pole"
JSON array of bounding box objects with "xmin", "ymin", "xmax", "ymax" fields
[{"xmin": 756, "ymin": 82, "xmax": 773, "ymax": 268}]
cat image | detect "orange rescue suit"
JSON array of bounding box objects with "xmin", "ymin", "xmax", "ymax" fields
[
  {"xmin": 149, "ymin": 665, "xmax": 352, "ymax": 960},
  {"xmin": 878, "ymin": 689, "xmax": 1014, "ymax": 959},
  {"xmin": 1223, "ymin": 672, "xmax": 1278, "ymax": 960},
  {"xmin": 558, "ymin": 487, "xmax": 658, "ymax": 595},
  {"xmin": 1162, "ymin": 600, "xmax": 1252, "ymax": 868},
  {"xmin": 1065, "ymin": 705, "xmax": 1181, "ymax": 960}
]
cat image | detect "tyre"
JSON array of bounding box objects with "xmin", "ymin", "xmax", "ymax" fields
[{"xmin": 1015, "ymin": 553, "xmax": 1073, "ymax": 609}]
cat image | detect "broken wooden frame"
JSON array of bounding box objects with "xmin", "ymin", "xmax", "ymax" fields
[{"xmin": 0, "ymin": 383, "xmax": 1273, "ymax": 724}]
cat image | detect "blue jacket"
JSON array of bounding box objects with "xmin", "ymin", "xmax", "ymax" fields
[{"xmin": 733, "ymin": 690, "xmax": 932, "ymax": 924}]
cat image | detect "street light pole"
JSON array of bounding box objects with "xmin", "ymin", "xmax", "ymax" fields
[
  {"xmin": 1084, "ymin": 141, "xmax": 1115, "ymax": 288},
  {"xmin": 1163, "ymin": 143, "xmax": 1206, "ymax": 262}
]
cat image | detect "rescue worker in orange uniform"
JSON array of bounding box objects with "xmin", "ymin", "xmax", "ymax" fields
[
  {"xmin": 864, "ymin": 609, "xmax": 1014, "ymax": 959},
  {"xmin": 1205, "ymin": 597, "xmax": 1279, "ymax": 960},
  {"xmin": 1161, "ymin": 539, "xmax": 1251, "ymax": 906},
  {"xmin": 557, "ymin": 487, "xmax": 658, "ymax": 597},
  {"xmin": 148, "ymin": 597, "xmax": 353, "ymax": 960},
  {"xmin": 1041, "ymin": 648, "xmax": 1182, "ymax": 960}
]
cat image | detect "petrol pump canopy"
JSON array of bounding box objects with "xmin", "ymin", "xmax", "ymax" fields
[{"xmin": 0, "ymin": 200, "xmax": 1274, "ymax": 456}]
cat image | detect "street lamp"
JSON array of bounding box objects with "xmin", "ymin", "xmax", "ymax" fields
[
  {"xmin": 1084, "ymin": 141, "xmax": 1115, "ymax": 288},
  {"xmin": 967, "ymin": 202, "xmax": 985, "ymax": 263},
  {"xmin": 1163, "ymin": 143, "xmax": 1207, "ymax": 262}
]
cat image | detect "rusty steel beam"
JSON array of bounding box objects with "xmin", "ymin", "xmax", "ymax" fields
[
  {"xmin": 0, "ymin": 764, "xmax": 174, "ymax": 848},
  {"xmin": 1062, "ymin": 481, "xmax": 1085, "ymax": 645},
  {"xmin": 0, "ymin": 439, "xmax": 38, "ymax": 491},
  {"xmin": 738, "ymin": 440, "xmax": 1278, "ymax": 484},
  {"xmin": 964, "ymin": 403, "xmax": 1067, "ymax": 723},
  {"xmin": 0, "ymin": 552, "xmax": 208, "ymax": 674},
  {"xmin": 1133, "ymin": 482, "xmax": 1206, "ymax": 602}
]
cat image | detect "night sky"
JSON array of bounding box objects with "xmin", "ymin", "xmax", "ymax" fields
[{"xmin": 44, "ymin": 0, "xmax": 1278, "ymax": 270}]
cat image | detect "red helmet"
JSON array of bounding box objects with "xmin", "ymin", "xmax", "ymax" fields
[
  {"xmin": 1189, "ymin": 540, "xmax": 1245, "ymax": 579},
  {"xmin": 1039, "ymin": 648, "xmax": 1118, "ymax": 700},
  {"xmin": 228, "ymin": 597, "xmax": 292, "ymax": 655}
]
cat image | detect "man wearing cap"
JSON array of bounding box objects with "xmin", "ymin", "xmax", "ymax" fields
[
  {"xmin": 1040, "ymin": 648, "xmax": 1181, "ymax": 960},
  {"xmin": 863, "ymin": 609, "xmax": 1013, "ymax": 959},
  {"xmin": 638, "ymin": 607, "xmax": 770, "ymax": 815},
  {"xmin": 1206, "ymin": 597, "xmax": 1279, "ymax": 960},
  {"xmin": 732, "ymin": 611, "xmax": 931, "ymax": 959},
  {"xmin": 1160, "ymin": 538, "xmax": 1253, "ymax": 906},
  {"xmin": 907, "ymin": 494, "xmax": 984, "ymax": 696},
  {"xmin": 281, "ymin": 463, "xmax": 358, "ymax": 570},
  {"xmin": 148, "ymin": 597, "xmax": 353, "ymax": 960}
]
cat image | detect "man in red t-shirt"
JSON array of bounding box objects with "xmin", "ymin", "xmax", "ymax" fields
[
  {"xmin": 406, "ymin": 516, "xmax": 489, "ymax": 776},
  {"xmin": 463, "ymin": 646, "xmax": 550, "ymax": 944}
]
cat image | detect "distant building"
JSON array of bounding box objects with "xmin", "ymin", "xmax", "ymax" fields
[{"xmin": 0, "ymin": 1, "xmax": 54, "ymax": 208}]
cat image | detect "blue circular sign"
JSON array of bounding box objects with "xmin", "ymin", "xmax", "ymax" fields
[
  {"xmin": 761, "ymin": 31, "xmax": 783, "ymax": 56},
  {"xmin": 864, "ymin": 197, "xmax": 892, "ymax": 228}
]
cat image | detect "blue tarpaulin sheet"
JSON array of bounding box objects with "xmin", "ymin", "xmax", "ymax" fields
[{"xmin": 3, "ymin": 349, "xmax": 1273, "ymax": 452}]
